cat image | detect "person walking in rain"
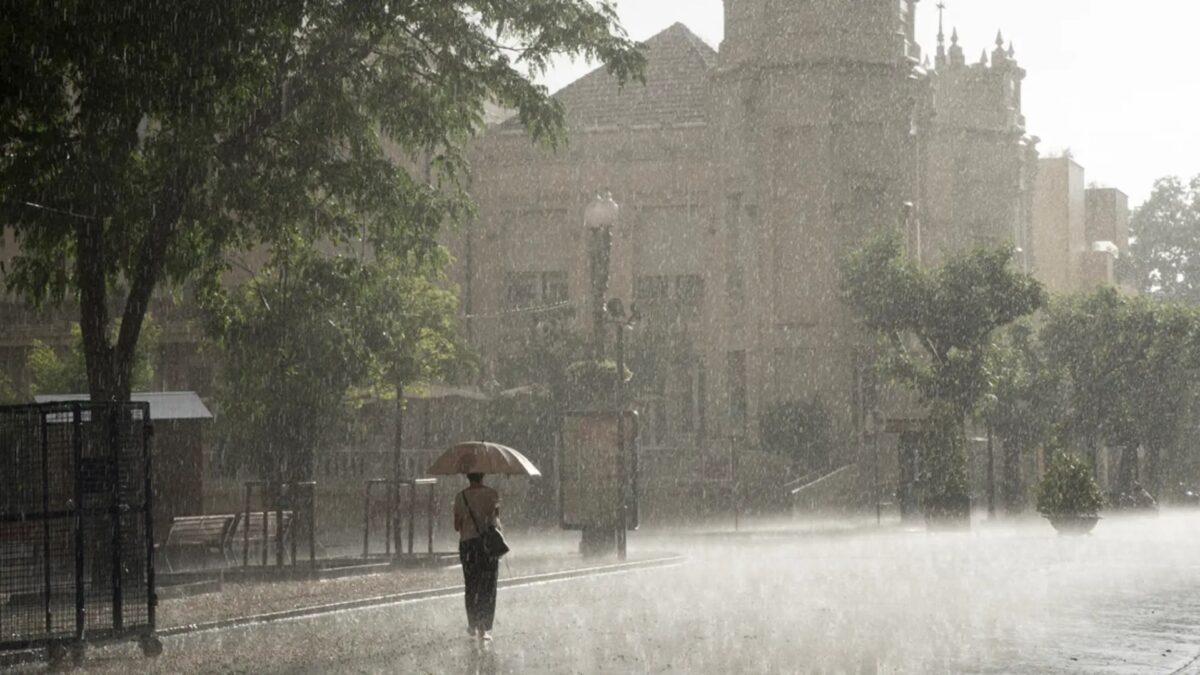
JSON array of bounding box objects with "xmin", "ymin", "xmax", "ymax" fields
[{"xmin": 454, "ymin": 472, "xmax": 502, "ymax": 641}]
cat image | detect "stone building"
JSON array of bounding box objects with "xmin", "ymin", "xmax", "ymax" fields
[{"xmin": 459, "ymin": 0, "xmax": 1098, "ymax": 508}]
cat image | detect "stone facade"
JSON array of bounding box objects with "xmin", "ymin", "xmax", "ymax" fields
[
  {"xmin": 462, "ymin": 0, "xmax": 1076, "ymax": 490},
  {"xmin": 0, "ymin": 3, "xmax": 1133, "ymax": 513}
]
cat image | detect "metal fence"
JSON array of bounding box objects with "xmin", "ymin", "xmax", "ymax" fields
[{"xmin": 0, "ymin": 402, "xmax": 157, "ymax": 658}]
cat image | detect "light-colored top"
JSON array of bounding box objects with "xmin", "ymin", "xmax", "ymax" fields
[{"xmin": 454, "ymin": 485, "xmax": 501, "ymax": 542}]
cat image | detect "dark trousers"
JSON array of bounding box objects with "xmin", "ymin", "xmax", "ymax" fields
[{"xmin": 459, "ymin": 538, "xmax": 499, "ymax": 631}]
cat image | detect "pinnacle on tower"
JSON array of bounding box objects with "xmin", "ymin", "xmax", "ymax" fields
[
  {"xmin": 980, "ymin": 49, "xmax": 989, "ymax": 65},
  {"xmin": 948, "ymin": 27, "xmax": 965, "ymax": 67},
  {"xmin": 992, "ymin": 29, "xmax": 1009, "ymax": 66},
  {"xmin": 1008, "ymin": 41, "xmax": 1016, "ymax": 58},
  {"xmin": 937, "ymin": 2, "xmax": 947, "ymax": 44},
  {"xmin": 935, "ymin": 1, "xmax": 948, "ymax": 69}
]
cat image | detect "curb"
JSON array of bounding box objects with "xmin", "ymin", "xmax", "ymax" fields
[
  {"xmin": 0, "ymin": 554, "xmax": 683, "ymax": 668},
  {"xmin": 160, "ymin": 554, "xmax": 684, "ymax": 638}
]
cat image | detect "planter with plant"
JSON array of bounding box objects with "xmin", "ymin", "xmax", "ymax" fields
[
  {"xmin": 1036, "ymin": 452, "xmax": 1103, "ymax": 534},
  {"xmin": 564, "ymin": 358, "xmax": 630, "ymax": 410}
]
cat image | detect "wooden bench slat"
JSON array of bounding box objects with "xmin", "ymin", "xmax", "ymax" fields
[{"xmin": 163, "ymin": 514, "xmax": 239, "ymax": 572}]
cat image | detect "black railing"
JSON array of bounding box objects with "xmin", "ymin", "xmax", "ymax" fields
[{"xmin": 0, "ymin": 402, "xmax": 159, "ymax": 661}]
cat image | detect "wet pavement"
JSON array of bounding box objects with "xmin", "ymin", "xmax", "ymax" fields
[{"xmin": 25, "ymin": 512, "xmax": 1200, "ymax": 673}]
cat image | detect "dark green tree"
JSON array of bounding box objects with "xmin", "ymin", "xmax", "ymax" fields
[
  {"xmin": 841, "ymin": 231, "xmax": 1046, "ymax": 518},
  {"xmin": 1036, "ymin": 452, "xmax": 1103, "ymax": 518},
  {"xmin": 26, "ymin": 320, "xmax": 160, "ymax": 397},
  {"xmin": 1042, "ymin": 289, "xmax": 1200, "ymax": 496},
  {"xmin": 212, "ymin": 246, "xmax": 465, "ymax": 482},
  {"xmin": 1121, "ymin": 175, "xmax": 1200, "ymax": 300},
  {"xmin": 0, "ymin": 1, "xmax": 644, "ymax": 403},
  {"xmin": 0, "ymin": 372, "xmax": 19, "ymax": 405},
  {"xmin": 981, "ymin": 322, "xmax": 1064, "ymax": 513}
]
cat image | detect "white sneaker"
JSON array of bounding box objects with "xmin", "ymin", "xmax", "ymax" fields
[{"xmin": 480, "ymin": 630, "xmax": 493, "ymax": 642}]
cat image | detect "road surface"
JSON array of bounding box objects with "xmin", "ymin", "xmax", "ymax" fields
[{"xmin": 37, "ymin": 512, "xmax": 1200, "ymax": 673}]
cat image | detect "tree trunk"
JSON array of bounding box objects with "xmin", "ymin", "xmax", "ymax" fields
[
  {"xmin": 1001, "ymin": 439, "xmax": 1024, "ymax": 514},
  {"xmin": 1117, "ymin": 444, "xmax": 1139, "ymax": 495},
  {"xmin": 76, "ymin": 223, "xmax": 123, "ymax": 402},
  {"xmin": 1084, "ymin": 434, "xmax": 1098, "ymax": 478},
  {"xmin": 1144, "ymin": 444, "xmax": 1161, "ymax": 496}
]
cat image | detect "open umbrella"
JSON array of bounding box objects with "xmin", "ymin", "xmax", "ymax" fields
[{"xmin": 427, "ymin": 441, "xmax": 542, "ymax": 477}]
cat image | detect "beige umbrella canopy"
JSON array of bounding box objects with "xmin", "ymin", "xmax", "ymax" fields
[{"xmin": 427, "ymin": 441, "xmax": 542, "ymax": 477}]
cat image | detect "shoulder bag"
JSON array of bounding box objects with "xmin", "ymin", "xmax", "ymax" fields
[{"xmin": 460, "ymin": 490, "xmax": 510, "ymax": 559}]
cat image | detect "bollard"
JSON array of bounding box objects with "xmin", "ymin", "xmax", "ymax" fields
[
  {"xmin": 362, "ymin": 482, "xmax": 371, "ymax": 559},
  {"xmin": 426, "ymin": 481, "xmax": 435, "ymax": 554}
]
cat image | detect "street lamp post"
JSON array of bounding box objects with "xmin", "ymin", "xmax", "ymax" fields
[
  {"xmin": 584, "ymin": 192, "xmax": 620, "ymax": 357},
  {"xmin": 605, "ymin": 298, "xmax": 638, "ymax": 561}
]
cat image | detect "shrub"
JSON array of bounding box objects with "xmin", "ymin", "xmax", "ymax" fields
[{"xmin": 1036, "ymin": 452, "xmax": 1103, "ymax": 516}]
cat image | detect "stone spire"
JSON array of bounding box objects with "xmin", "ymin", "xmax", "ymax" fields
[
  {"xmin": 992, "ymin": 30, "xmax": 1009, "ymax": 66},
  {"xmin": 935, "ymin": 2, "xmax": 948, "ymax": 69},
  {"xmin": 948, "ymin": 27, "xmax": 965, "ymax": 68}
]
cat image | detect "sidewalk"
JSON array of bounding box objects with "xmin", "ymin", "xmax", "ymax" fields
[{"xmin": 158, "ymin": 549, "xmax": 679, "ymax": 632}]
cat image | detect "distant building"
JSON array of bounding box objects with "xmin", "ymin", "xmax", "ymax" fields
[{"xmin": 1030, "ymin": 156, "xmax": 1130, "ymax": 293}]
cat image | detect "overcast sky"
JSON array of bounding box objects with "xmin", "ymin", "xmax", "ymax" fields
[{"xmin": 542, "ymin": 1, "xmax": 1200, "ymax": 207}]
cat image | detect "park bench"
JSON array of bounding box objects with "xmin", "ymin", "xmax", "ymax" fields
[
  {"xmin": 162, "ymin": 514, "xmax": 238, "ymax": 573},
  {"xmin": 229, "ymin": 510, "xmax": 294, "ymax": 566}
]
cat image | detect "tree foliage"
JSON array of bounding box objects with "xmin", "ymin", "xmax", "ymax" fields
[
  {"xmin": 1122, "ymin": 176, "xmax": 1200, "ymax": 301},
  {"xmin": 1041, "ymin": 288, "xmax": 1200, "ymax": 493},
  {"xmin": 982, "ymin": 322, "xmax": 1064, "ymax": 511},
  {"xmin": 26, "ymin": 320, "xmax": 160, "ymax": 398},
  {"xmin": 984, "ymin": 324, "xmax": 1062, "ymax": 456},
  {"xmin": 842, "ymin": 231, "xmax": 1046, "ymax": 417},
  {"xmin": 0, "ymin": 371, "xmax": 19, "ymax": 405},
  {"xmin": 0, "ymin": 0, "xmax": 645, "ymax": 403},
  {"xmin": 841, "ymin": 230, "xmax": 1045, "ymax": 513},
  {"xmin": 212, "ymin": 246, "xmax": 466, "ymax": 481}
]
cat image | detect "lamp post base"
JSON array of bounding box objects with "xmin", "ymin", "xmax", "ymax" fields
[{"xmin": 579, "ymin": 525, "xmax": 619, "ymax": 558}]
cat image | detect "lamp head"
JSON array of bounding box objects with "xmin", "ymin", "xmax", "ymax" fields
[{"xmin": 584, "ymin": 191, "xmax": 620, "ymax": 229}]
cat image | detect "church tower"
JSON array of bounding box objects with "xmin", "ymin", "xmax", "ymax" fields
[
  {"xmin": 922, "ymin": 25, "xmax": 1038, "ymax": 268},
  {"xmin": 707, "ymin": 0, "xmax": 928, "ymax": 452}
]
